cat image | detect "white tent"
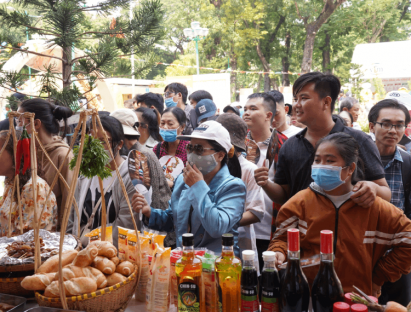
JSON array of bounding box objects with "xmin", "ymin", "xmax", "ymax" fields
[{"xmin": 351, "ymin": 41, "xmax": 411, "ymax": 91}]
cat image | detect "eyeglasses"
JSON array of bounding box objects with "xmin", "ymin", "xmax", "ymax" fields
[
  {"xmin": 186, "ymin": 144, "xmax": 215, "ymax": 155},
  {"xmin": 375, "ymin": 121, "xmax": 405, "ymax": 131},
  {"xmin": 164, "ymin": 91, "xmax": 175, "ymax": 98},
  {"xmin": 135, "ymin": 122, "xmax": 148, "ymax": 129}
]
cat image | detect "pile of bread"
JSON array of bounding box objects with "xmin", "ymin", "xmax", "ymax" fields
[{"xmin": 21, "ymin": 241, "xmax": 136, "ymax": 297}]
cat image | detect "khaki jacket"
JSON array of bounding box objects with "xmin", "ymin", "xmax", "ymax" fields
[{"xmin": 269, "ymin": 183, "xmax": 411, "ymax": 295}]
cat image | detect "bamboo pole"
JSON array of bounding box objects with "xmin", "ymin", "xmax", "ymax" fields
[
  {"xmin": 57, "ymin": 112, "xmax": 89, "ymax": 310},
  {"xmin": 7, "ymin": 178, "xmax": 16, "ymax": 238}
]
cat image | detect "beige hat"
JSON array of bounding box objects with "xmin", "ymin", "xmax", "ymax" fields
[{"xmin": 110, "ymin": 109, "xmax": 140, "ymax": 136}]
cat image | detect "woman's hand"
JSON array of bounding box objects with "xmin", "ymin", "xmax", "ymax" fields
[
  {"xmin": 351, "ymin": 181, "xmax": 378, "ymax": 208},
  {"xmin": 131, "ymin": 193, "xmax": 151, "ymax": 218},
  {"xmin": 274, "ymin": 251, "xmax": 286, "ymax": 268},
  {"xmin": 372, "ymin": 283, "xmax": 382, "ymax": 298},
  {"xmin": 183, "ymin": 163, "xmax": 203, "ymax": 187}
]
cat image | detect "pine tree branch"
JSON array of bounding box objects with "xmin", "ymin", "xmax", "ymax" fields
[
  {"xmin": 77, "ymin": 31, "xmax": 124, "ymax": 37},
  {"xmin": 7, "ymin": 46, "xmax": 66, "ymax": 63}
]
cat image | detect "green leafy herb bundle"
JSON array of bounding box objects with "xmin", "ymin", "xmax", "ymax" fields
[{"xmin": 69, "ymin": 135, "xmax": 112, "ymax": 180}]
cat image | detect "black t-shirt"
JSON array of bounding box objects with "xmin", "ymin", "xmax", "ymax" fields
[
  {"xmin": 274, "ymin": 117, "xmax": 386, "ymax": 199},
  {"xmin": 380, "ymin": 154, "xmax": 394, "ymax": 168}
]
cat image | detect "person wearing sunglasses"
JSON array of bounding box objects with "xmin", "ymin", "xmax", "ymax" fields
[
  {"xmin": 135, "ymin": 107, "xmax": 163, "ymax": 149},
  {"xmin": 132, "ymin": 121, "xmax": 246, "ymax": 256}
]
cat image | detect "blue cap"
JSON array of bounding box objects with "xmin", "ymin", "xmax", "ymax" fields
[{"xmin": 195, "ymin": 99, "xmax": 217, "ymax": 123}]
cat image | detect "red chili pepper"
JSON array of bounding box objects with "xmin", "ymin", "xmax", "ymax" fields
[
  {"xmin": 15, "ymin": 140, "xmax": 23, "ymax": 176},
  {"xmin": 20, "ymin": 125, "xmax": 31, "ymax": 175}
]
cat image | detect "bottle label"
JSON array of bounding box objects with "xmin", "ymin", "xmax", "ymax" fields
[
  {"xmin": 261, "ymin": 290, "xmax": 279, "ymax": 312},
  {"xmin": 241, "ymin": 288, "xmax": 259, "ymax": 312},
  {"xmin": 178, "ymin": 282, "xmax": 200, "ymax": 312}
]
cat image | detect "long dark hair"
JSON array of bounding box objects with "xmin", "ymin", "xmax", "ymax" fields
[
  {"xmin": 20, "ymin": 99, "xmax": 73, "ymax": 138},
  {"xmin": 207, "ymin": 140, "xmax": 241, "ymax": 179},
  {"xmin": 135, "ymin": 107, "xmax": 162, "ymax": 142},
  {"xmin": 99, "ymin": 116, "xmax": 124, "ymax": 150},
  {"xmin": 315, "ymin": 132, "xmax": 364, "ymax": 184}
]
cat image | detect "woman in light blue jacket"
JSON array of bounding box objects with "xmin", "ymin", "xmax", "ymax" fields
[{"xmin": 132, "ymin": 121, "xmax": 246, "ymax": 256}]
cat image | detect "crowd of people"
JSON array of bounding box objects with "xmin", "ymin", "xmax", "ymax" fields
[{"xmin": 1, "ymin": 72, "xmax": 411, "ymax": 306}]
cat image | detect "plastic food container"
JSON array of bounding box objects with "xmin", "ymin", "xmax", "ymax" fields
[
  {"xmin": 0, "ymin": 293, "xmax": 27, "ymax": 312},
  {"xmin": 25, "ymin": 308, "xmax": 85, "ymax": 312}
]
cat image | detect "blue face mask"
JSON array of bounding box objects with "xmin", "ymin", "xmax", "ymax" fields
[
  {"xmin": 160, "ymin": 128, "xmax": 178, "ymax": 142},
  {"xmin": 311, "ymin": 164, "xmax": 348, "ymax": 191},
  {"xmin": 165, "ymin": 97, "xmax": 178, "ymax": 108}
]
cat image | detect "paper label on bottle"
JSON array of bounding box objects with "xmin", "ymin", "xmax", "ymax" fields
[
  {"xmin": 261, "ymin": 290, "xmax": 280, "ymax": 312},
  {"xmin": 241, "ymin": 288, "xmax": 259, "ymax": 312},
  {"xmin": 178, "ymin": 282, "xmax": 200, "ymax": 312}
]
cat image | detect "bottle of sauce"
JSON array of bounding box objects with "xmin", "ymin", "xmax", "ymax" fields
[
  {"xmin": 280, "ymin": 228, "xmax": 310, "ymax": 312},
  {"xmin": 261, "ymin": 251, "xmax": 280, "ymax": 312},
  {"xmin": 240, "ymin": 250, "xmax": 259, "ymax": 312},
  {"xmin": 216, "ymin": 233, "xmax": 242, "ymax": 312},
  {"xmin": 176, "ymin": 233, "xmax": 203, "ymax": 312},
  {"xmin": 312, "ymin": 230, "xmax": 344, "ymax": 312}
]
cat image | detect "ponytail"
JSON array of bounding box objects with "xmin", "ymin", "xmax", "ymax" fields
[
  {"xmin": 20, "ymin": 99, "xmax": 73, "ymax": 138},
  {"xmin": 135, "ymin": 106, "xmax": 163, "ymax": 142}
]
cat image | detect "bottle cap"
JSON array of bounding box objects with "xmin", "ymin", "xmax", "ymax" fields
[
  {"xmin": 333, "ymin": 302, "xmax": 350, "ymax": 312},
  {"xmin": 344, "ymin": 293, "xmax": 353, "ymax": 305},
  {"xmin": 262, "ymin": 251, "xmax": 276, "ymax": 262},
  {"xmin": 321, "ymin": 230, "xmax": 333, "ymax": 254},
  {"xmin": 351, "ymin": 304, "xmax": 368, "ymax": 312},
  {"xmin": 242, "ymin": 250, "xmax": 255, "ymax": 261},
  {"xmin": 182, "ymin": 233, "xmax": 194, "ymax": 246},
  {"xmin": 287, "ymin": 229, "xmax": 300, "ymax": 252},
  {"xmin": 368, "ymin": 296, "xmax": 378, "ymax": 303},
  {"xmin": 222, "ymin": 233, "xmax": 234, "ymax": 246}
]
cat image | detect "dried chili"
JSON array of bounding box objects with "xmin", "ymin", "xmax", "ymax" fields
[
  {"xmin": 21, "ymin": 125, "xmax": 31, "ymax": 175},
  {"xmin": 15, "ymin": 139, "xmax": 23, "ymax": 176}
]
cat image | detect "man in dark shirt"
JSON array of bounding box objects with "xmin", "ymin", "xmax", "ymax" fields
[{"xmin": 255, "ymin": 72, "xmax": 391, "ymax": 208}]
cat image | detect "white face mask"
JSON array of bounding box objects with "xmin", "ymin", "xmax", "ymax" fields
[{"xmin": 16, "ymin": 122, "xmax": 30, "ymax": 132}]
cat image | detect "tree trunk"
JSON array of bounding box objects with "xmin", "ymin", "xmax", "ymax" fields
[
  {"xmin": 263, "ymin": 74, "xmax": 270, "ymax": 92},
  {"xmin": 230, "ymin": 56, "xmax": 237, "ymax": 101},
  {"xmin": 62, "ymin": 46, "xmax": 72, "ymax": 89},
  {"xmin": 282, "ymin": 31, "xmax": 291, "ymax": 86},
  {"xmin": 322, "ymin": 31, "xmax": 331, "ymax": 74},
  {"xmin": 257, "ymin": 74, "xmax": 262, "ymax": 92},
  {"xmin": 301, "ymin": 29, "xmax": 316, "ymax": 74}
]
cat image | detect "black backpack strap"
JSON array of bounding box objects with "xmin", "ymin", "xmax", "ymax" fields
[
  {"xmin": 399, "ymin": 149, "xmax": 411, "ymax": 218},
  {"xmin": 155, "ymin": 142, "xmax": 162, "ymax": 159}
]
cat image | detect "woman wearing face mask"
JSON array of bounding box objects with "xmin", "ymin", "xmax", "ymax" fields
[
  {"xmin": 132, "ymin": 121, "xmax": 246, "ymax": 256},
  {"xmin": 268, "ymin": 132, "xmax": 411, "ymax": 297},
  {"xmin": 135, "ymin": 107, "xmax": 162, "ymax": 149},
  {"xmin": 153, "ymin": 107, "xmax": 188, "ymax": 165},
  {"xmin": 67, "ymin": 116, "xmax": 140, "ymax": 247},
  {"xmin": 17, "ymin": 99, "xmax": 73, "ymax": 228},
  {"xmin": 0, "ymin": 131, "xmax": 57, "ymax": 236}
]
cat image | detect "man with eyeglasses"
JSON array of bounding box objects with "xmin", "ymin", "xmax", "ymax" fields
[
  {"xmin": 163, "ymin": 83, "xmax": 194, "ymax": 135},
  {"xmin": 368, "ymin": 99, "xmax": 411, "ymax": 306}
]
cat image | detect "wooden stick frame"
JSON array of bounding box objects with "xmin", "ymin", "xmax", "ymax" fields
[{"xmin": 56, "ymin": 110, "xmax": 141, "ymax": 309}]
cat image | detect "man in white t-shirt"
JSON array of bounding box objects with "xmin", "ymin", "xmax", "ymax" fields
[{"xmin": 268, "ymin": 90, "xmax": 302, "ymax": 138}]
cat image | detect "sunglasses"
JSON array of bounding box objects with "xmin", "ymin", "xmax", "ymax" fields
[{"xmin": 186, "ymin": 144, "xmax": 215, "ymax": 155}]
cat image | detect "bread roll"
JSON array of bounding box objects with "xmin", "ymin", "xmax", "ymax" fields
[
  {"xmin": 44, "ymin": 277, "xmax": 97, "ymax": 298},
  {"xmin": 21, "ymin": 273, "xmax": 56, "ymax": 291},
  {"xmin": 110, "ymin": 256, "xmax": 120, "ymax": 266},
  {"xmin": 92, "ymin": 256, "xmax": 116, "ymax": 274},
  {"xmin": 72, "ymin": 245, "xmax": 98, "ymax": 267},
  {"xmin": 106, "ymin": 273, "xmax": 127, "ymax": 287},
  {"xmin": 37, "ymin": 250, "xmax": 78, "ymax": 274},
  {"xmin": 115, "ymin": 261, "xmax": 135, "ymax": 277},
  {"xmin": 53, "ymin": 265, "xmax": 107, "ymax": 289},
  {"xmin": 89, "ymin": 241, "xmax": 117, "ymax": 258}
]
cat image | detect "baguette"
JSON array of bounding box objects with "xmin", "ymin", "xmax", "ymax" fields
[
  {"xmin": 37, "ymin": 250, "xmax": 78, "ymax": 274},
  {"xmin": 92, "ymin": 256, "xmax": 116, "ymax": 274},
  {"xmin": 89, "ymin": 241, "xmax": 117, "ymax": 258},
  {"xmin": 21, "ymin": 273, "xmax": 56, "ymax": 291},
  {"xmin": 53, "ymin": 265, "xmax": 107, "ymax": 289},
  {"xmin": 110, "ymin": 256, "xmax": 120, "ymax": 266},
  {"xmin": 72, "ymin": 245, "xmax": 98, "ymax": 267},
  {"xmin": 115, "ymin": 261, "xmax": 135, "ymax": 277},
  {"xmin": 106, "ymin": 273, "xmax": 127, "ymax": 287},
  {"xmin": 44, "ymin": 277, "xmax": 97, "ymax": 298}
]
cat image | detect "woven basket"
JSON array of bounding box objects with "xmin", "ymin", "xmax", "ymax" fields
[
  {"xmin": 35, "ymin": 270, "xmax": 138, "ymax": 312},
  {"xmin": 0, "ymin": 276, "xmax": 34, "ymax": 297}
]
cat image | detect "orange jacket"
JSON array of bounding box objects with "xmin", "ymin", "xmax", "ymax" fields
[{"xmin": 268, "ymin": 184, "xmax": 411, "ymax": 295}]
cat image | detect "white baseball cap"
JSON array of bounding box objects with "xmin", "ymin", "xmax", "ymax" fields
[
  {"xmin": 178, "ymin": 120, "xmax": 232, "ymax": 153},
  {"xmin": 110, "ymin": 109, "xmax": 140, "ymax": 136},
  {"xmin": 385, "ymin": 91, "xmax": 411, "ymax": 110}
]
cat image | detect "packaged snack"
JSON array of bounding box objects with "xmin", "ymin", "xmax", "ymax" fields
[
  {"xmin": 118, "ymin": 226, "xmax": 128, "ymax": 261},
  {"xmin": 85, "ymin": 228, "xmax": 100, "ymax": 243},
  {"xmin": 201, "ymin": 252, "xmax": 218, "ymax": 312},
  {"xmin": 127, "ymin": 231, "xmax": 138, "ymax": 263},
  {"xmin": 146, "ymin": 244, "xmax": 171, "ymax": 312},
  {"xmin": 136, "ymin": 236, "xmax": 150, "ymax": 302},
  {"xmin": 170, "ymin": 251, "xmax": 181, "ymax": 308}
]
